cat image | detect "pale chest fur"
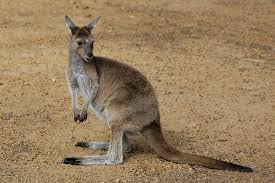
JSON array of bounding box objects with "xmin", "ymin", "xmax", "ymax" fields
[
  {"xmin": 72, "ymin": 67, "xmax": 98, "ymax": 99},
  {"xmin": 68, "ymin": 57, "xmax": 106, "ymax": 120}
]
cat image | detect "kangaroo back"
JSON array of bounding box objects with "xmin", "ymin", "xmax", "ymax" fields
[{"xmin": 141, "ymin": 118, "xmax": 253, "ymax": 172}]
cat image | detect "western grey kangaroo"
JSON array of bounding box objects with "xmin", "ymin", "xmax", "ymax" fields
[{"xmin": 63, "ymin": 16, "xmax": 252, "ymax": 172}]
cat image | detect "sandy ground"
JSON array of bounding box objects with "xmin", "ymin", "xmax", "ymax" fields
[{"xmin": 0, "ymin": 0, "xmax": 274, "ymax": 182}]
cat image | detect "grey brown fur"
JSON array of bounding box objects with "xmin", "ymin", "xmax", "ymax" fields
[{"xmin": 63, "ymin": 16, "xmax": 252, "ymax": 172}]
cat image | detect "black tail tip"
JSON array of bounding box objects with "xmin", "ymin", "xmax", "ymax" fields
[
  {"xmin": 238, "ymin": 166, "xmax": 253, "ymax": 173},
  {"xmin": 63, "ymin": 157, "xmax": 82, "ymax": 165},
  {"xmin": 228, "ymin": 164, "xmax": 253, "ymax": 172}
]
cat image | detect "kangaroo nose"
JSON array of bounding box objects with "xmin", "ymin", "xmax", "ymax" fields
[{"xmin": 88, "ymin": 53, "xmax": 93, "ymax": 59}]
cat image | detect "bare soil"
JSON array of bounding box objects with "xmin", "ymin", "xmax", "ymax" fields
[{"xmin": 0, "ymin": 0, "xmax": 274, "ymax": 182}]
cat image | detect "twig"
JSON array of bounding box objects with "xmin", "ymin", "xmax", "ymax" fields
[{"xmin": 241, "ymin": 59, "xmax": 267, "ymax": 63}]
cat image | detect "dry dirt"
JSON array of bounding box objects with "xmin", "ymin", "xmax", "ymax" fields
[{"xmin": 0, "ymin": 0, "xmax": 274, "ymax": 182}]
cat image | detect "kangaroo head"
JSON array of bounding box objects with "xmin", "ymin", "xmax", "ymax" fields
[{"xmin": 64, "ymin": 16, "xmax": 100, "ymax": 62}]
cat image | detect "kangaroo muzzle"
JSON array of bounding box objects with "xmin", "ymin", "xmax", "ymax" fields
[{"xmin": 83, "ymin": 53, "xmax": 94, "ymax": 62}]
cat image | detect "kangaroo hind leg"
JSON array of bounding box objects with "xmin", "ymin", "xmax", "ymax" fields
[
  {"xmin": 64, "ymin": 125, "xmax": 124, "ymax": 165},
  {"xmin": 75, "ymin": 133, "xmax": 131, "ymax": 152}
]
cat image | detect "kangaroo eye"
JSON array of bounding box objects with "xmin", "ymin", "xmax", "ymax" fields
[{"xmin": 77, "ymin": 41, "xmax": 83, "ymax": 46}]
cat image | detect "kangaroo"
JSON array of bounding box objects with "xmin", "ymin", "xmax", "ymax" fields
[{"xmin": 63, "ymin": 16, "xmax": 252, "ymax": 172}]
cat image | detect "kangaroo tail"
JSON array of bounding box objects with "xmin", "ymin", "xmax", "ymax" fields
[{"xmin": 140, "ymin": 120, "xmax": 252, "ymax": 172}]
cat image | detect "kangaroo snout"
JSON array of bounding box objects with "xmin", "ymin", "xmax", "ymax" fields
[{"xmin": 84, "ymin": 53, "xmax": 94, "ymax": 62}]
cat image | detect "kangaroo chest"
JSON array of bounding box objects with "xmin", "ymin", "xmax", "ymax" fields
[
  {"xmin": 76, "ymin": 73, "xmax": 106, "ymax": 120},
  {"xmin": 72, "ymin": 66, "xmax": 106, "ymax": 120},
  {"xmin": 73, "ymin": 70, "xmax": 98, "ymax": 99}
]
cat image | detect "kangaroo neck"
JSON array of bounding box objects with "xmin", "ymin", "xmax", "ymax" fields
[
  {"xmin": 69, "ymin": 52, "xmax": 99, "ymax": 81},
  {"xmin": 69, "ymin": 52, "xmax": 85, "ymax": 69}
]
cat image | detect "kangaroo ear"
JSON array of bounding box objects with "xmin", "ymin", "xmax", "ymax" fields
[
  {"xmin": 86, "ymin": 16, "xmax": 101, "ymax": 32},
  {"xmin": 64, "ymin": 16, "xmax": 77, "ymax": 34}
]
